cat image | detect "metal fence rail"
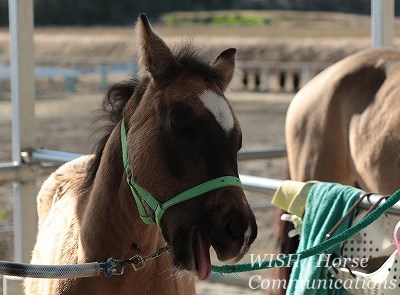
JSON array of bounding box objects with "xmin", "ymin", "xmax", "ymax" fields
[
  {"xmin": 2, "ymin": 148, "xmax": 400, "ymax": 214},
  {"xmin": 238, "ymin": 147, "xmax": 286, "ymax": 160}
]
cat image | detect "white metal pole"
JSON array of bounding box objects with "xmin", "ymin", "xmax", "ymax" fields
[
  {"xmin": 5, "ymin": 0, "xmax": 37, "ymax": 293},
  {"xmin": 9, "ymin": 0, "xmax": 37, "ymax": 263},
  {"xmin": 371, "ymin": 0, "xmax": 394, "ymax": 48},
  {"xmin": 9, "ymin": 0, "xmax": 37, "ymax": 262}
]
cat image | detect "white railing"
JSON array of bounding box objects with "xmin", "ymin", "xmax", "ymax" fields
[
  {"xmin": 0, "ymin": 148, "xmax": 287, "ymax": 192},
  {"xmin": 0, "ymin": 57, "xmax": 330, "ymax": 97},
  {"xmin": 3, "ymin": 148, "xmax": 400, "ymax": 213}
]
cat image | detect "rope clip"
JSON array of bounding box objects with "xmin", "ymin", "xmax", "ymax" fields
[
  {"xmin": 104, "ymin": 258, "xmax": 125, "ymax": 277},
  {"xmin": 103, "ymin": 245, "xmax": 170, "ymax": 276}
]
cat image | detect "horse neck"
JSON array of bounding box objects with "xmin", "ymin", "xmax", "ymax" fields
[{"xmin": 80, "ymin": 124, "xmax": 163, "ymax": 261}]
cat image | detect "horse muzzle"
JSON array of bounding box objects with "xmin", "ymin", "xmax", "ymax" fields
[{"xmin": 205, "ymin": 187, "xmax": 258, "ymax": 266}]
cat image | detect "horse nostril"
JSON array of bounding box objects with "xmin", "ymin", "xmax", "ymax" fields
[{"xmin": 223, "ymin": 217, "xmax": 242, "ymax": 240}]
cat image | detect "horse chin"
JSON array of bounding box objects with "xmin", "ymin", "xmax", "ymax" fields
[
  {"xmin": 221, "ymin": 245, "xmax": 249, "ymax": 265},
  {"xmin": 167, "ymin": 226, "xmax": 252, "ymax": 280},
  {"xmin": 167, "ymin": 228, "xmax": 212, "ymax": 281}
]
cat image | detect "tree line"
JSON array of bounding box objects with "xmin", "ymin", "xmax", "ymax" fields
[{"xmin": 0, "ymin": 0, "xmax": 399, "ymax": 26}]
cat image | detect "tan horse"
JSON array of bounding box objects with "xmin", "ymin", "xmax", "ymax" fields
[
  {"xmin": 25, "ymin": 15, "xmax": 257, "ymax": 294},
  {"xmin": 278, "ymin": 48, "xmax": 400, "ymax": 293},
  {"xmin": 286, "ymin": 48, "xmax": 400, "ymax": 193}
]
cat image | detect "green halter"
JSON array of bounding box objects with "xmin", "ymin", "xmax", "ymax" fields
[{"xmin": 120, "ymin": 120, "xmax": 243, "ymax": 225}]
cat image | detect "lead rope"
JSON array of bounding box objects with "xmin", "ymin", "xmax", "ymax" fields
[
  {"xmin": 2, "ymin": 189, "xmax": 400, "ymax": 278},
  {"xmin": 0, "ymin": 246, "xmax": 170, "ymax": 279}
]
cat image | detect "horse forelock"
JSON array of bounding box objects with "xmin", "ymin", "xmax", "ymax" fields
[
  {"xmin": 174, "ymin": 44, "xmax": 223, "ymax": 82},
  {"xmin": 166, "ymin": 43, "xmax": 237, "ymax": 131},
  {"xmin": 146, "ymin": 43, "xmax": 226, "ymax": 90}
]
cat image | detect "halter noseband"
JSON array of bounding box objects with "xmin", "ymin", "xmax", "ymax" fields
[{"xmin": 121, "ymin": 120, "xmax": 243, "ymax": 225}]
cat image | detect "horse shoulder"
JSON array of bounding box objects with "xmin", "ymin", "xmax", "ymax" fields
[
  {"xmin": 33, "ymin": 155, "xmax": 93, "ymax": 260},
  {"xmin": 36, "ymin": 155, "xmax": 93, "ymax": 227},
  {"xmin": 25, "ymin": 156, "xmax": 94, "ymax": 294}
]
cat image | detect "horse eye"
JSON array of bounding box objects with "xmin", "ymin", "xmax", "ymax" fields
[
  {"xmin": 170, "ymin": 117, "xmax": 191, "ymax": 134},
  {"xmin": 169, "ymin": 103, "xmax": 197, "ymax": 137}
]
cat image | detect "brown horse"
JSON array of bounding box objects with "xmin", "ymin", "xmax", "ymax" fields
[
  {"xmin": 25, "ymin": 15, "xmax": 257, "ymax": 294},
  {"xmin": 278, "ymin": 48, "xmax": 400, "ymax": 293}
]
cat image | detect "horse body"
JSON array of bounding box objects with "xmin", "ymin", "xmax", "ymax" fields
[
  {"xmin": 25, "ymin": 15, "xmax": 257, "ymax": 294},
  {"xmin": 279, "ymin": 48, "xmax": 400, "ymax": 294},
  {"xmin": 286, "ymin": 48, "xmax": 400, "ymax": 193}
]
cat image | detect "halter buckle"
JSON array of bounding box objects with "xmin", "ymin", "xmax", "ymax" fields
[{"xmin": 129, "ymin": 255, "xmax": 146, "ymax": 271}]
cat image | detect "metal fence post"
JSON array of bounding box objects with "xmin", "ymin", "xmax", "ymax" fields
[
  {"xmin": 300, "ymin": 63, "xmax": 312, "ymax": 87},
  {"xmin": 4, "ymin": 0, "xmax": 38, "ymax": 293},
  {"xmin": 371, "ymin": 0, "xmax": 394, "ymax": 48}
]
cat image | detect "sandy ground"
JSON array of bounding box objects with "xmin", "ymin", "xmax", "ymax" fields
[
  {"xmin": 0, "ymin": 90, "xmax": 291, "ymax": 294},
  {"xmin": 1, "ymin": 11, "xmax": 400, "ymax": 67}
]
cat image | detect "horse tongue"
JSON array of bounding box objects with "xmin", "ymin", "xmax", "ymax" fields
[{"xmin": 194, "ymin": 230, "xmax": 211, "ymax": 280}]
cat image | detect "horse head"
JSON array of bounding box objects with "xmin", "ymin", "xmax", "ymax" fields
[{"xmin": 121, "ymin": 14, "xmax": 257, "ymax": 280}]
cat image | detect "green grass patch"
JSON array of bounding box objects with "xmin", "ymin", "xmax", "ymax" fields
[
  {"xmin": 162, "ymin": 11, "xmax": 274, "ymax": 26},
  {"xmin": 0, "ymin": 209, "xmax": 9, "ymax": 221}
]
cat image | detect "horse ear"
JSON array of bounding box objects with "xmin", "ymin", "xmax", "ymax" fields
[
  {"xmin": 212, "ymin": 48, "xmax": 236, "ymax": 91},
  {"xmin": 136, "ymin": 14, "xmax": 175, "ymax": 79}
]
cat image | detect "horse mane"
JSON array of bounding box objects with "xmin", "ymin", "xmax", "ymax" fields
[
  {"xmin": 82, "ymin": 43, "xmax": 223, "ymax": 190},
  {"xmin": 82, "ymin": 77, "xmax": 140, "ymax": 190}
]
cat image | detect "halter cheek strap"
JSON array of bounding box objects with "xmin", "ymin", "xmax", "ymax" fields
[{"xmin": 120, "ymin": 120, "xmax": 243, "ymax": 226}]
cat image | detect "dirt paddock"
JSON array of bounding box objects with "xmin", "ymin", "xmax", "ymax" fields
[{"xmin": 0, "ymin": 90, "xmax": 292, "ymax": 294}]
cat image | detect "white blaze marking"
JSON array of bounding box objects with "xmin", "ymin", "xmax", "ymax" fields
[{"xmin": 199, "ymin": 90, "xmax": 234, "ymax": 132}]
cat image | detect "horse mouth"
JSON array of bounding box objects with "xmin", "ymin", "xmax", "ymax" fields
[{"xmin": 193, "ymin": 229, "xmax": 211, "ymax": 280}]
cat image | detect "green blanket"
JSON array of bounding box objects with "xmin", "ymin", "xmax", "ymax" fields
[{"xmin": 287, "ymin": 182, "xmax": 363, "ymax": 295}]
